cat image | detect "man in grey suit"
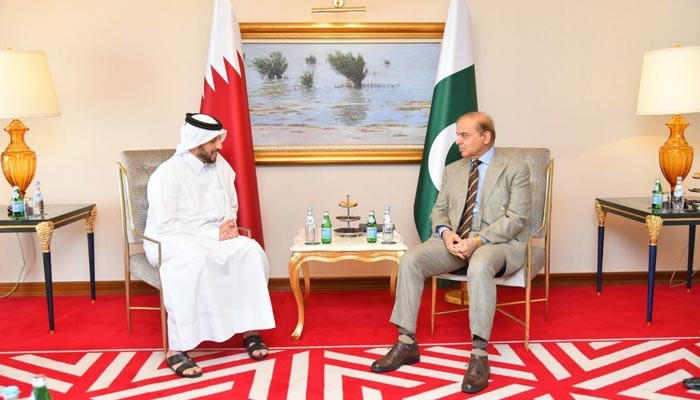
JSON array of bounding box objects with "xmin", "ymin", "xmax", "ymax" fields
[{"xmin": 370, "ymin": 112, "xmax": 531, "ymax": 394}]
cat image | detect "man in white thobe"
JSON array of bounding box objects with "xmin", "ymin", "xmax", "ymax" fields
[{"xmin": 144, "ymin": 113, "xmax": 275, "ymax": 378}]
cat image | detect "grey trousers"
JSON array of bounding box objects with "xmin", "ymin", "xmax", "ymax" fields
[{"xmin": 389, "ymin": 237, "xmax": 506, "ymax": 340}]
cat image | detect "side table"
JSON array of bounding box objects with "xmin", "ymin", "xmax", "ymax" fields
[
  {"xmin": 0, "ymin": 204, "xmax": 97, "ymax": 333},
  {"xmin": 595, "ymin": 197, "xmax": 698, "ymax": 324},
  {"xmin": 288, "ymin": 229, "xmax": 407, "ymax": 340}
]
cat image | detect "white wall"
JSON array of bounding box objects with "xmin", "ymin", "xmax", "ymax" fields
[{"xmin": 0, "ymin": 0, "xmax": 699, "ymax": 284}]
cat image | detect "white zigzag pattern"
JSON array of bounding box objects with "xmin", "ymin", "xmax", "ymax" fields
[{"xmin": 0, "ymin": 339, "xmax": 698, "ymax": 399}]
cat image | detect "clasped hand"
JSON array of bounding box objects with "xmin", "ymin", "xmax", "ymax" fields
[
  {"xmin": 443, "ymin": 230, "xmax": 479, "ymax": 259},
  {"xmin": 219, "ymin": 219, "xmax": 239, "ymax": 241}
]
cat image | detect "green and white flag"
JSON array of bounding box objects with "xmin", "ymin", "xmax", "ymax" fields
[{"xmin": 414, "ymin": 0, "xmax": 478, "ymax": 242}]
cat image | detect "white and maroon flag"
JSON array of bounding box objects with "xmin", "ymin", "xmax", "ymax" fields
[{"xmin": 200, "ymin": 0, "xmax": 265, "ymax": 247}]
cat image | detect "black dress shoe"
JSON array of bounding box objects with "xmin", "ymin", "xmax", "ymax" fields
[
  {"xmin": 462, "ymin": 355, "xmax": 490, "ymax": 393},
  {"xmin": 683, "ymin": 376, "xmax": 700, "ymax": 390},
  {"xmin": 370, "ymin": 341, "xmax": 420, "ymax": 373}
]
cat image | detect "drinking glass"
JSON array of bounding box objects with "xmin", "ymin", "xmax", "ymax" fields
[
  {"xmin": 381, "ymin": 223, "xmax": 394, "ymax": 244},
  {"xmin": 672, "ymin": 193, "xmax": 684, "ymax": 212},
  {"xmin": 305, "ymin": 223, "xmax": 319, "ymax": 245}
]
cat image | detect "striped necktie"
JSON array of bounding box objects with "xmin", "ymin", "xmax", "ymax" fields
[{"xmin": 456, "ymin": 159, "xmax": 482, "ymax": 238}]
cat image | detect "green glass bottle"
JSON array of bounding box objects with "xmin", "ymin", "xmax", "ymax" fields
[
  {"xmin": 321, "ymin": 211, "xmax": 332, "ymax": 244},
  {"xmin": 10, "ymin": 186, "xmax": 24, "ymax": 218},
  {"xmin": 652, "ymin": 179, "xmax": 663, "ymax": 210},
  {"xmin": 31, "ymin": 375, "xmax": 52, "ymax": 400},
  {"xmin": 366, "ymin": 210, "xmax": 377, "ymax": 243}
]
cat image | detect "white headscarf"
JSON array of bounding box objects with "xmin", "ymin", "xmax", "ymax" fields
[{"xmin": 175, "ymin": 113, "xmax": 227, "ymax": 154}]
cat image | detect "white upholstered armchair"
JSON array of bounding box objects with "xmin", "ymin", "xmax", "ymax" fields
[{"xmin": 430, "ymin": 147, "xmax": 554, "ymax": 350}]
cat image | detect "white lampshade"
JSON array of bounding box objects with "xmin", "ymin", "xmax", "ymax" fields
[
  {"xmin": 0, "ymin": 49, "xmax": 60, "ymax": 119},
  {"xmin": 636, "ymin": 46, "xmax": 700, "ymax": 116}
]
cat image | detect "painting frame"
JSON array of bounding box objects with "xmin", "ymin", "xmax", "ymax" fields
[{"xmin": 242, "ymin": 22, "xmax": 444, "ymax": 165}]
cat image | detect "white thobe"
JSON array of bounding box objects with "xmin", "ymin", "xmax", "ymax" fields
[{"xmin": 144, "ymin": 152, "xmax": 275, "ymax": 351}]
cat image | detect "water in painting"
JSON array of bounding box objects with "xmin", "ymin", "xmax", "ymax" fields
[{"xmin": 242, "ymin": 42, "xmax": 439, "ymax": 146}]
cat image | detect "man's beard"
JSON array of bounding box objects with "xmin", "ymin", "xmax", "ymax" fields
[{"xmin": 195, "ymin": 146, "xmax": 218, "ymax": 164}]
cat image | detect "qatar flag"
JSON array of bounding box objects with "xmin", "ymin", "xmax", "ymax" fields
[{"xmin": 200, "ymin": 0, "xmax": 264, "ymax": 247}]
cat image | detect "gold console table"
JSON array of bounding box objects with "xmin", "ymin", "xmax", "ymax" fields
[{"xmin": 288, "ymin": 229, "xmax": 406, "ymax": 340}]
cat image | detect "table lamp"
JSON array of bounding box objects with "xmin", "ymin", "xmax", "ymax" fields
[
  {"xmin": 636, "ymin": 46, "xmax": 700, "ymax": 193},
  {"xmin": 0, "ymin": 49, "xmax": 60, "ymax": 197}
]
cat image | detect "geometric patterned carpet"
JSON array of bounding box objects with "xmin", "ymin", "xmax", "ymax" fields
[
  {"xmin": 2, "ymin": 338, "xmax": 700, "ymax": 399},
  {"xmin": 2, "ymin": 284, "xmax": 700, "ymax": 398}
]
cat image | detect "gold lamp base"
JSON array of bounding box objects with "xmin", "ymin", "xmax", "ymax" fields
[
  {"xmin": 1, "ymin": 119, "xmax": 36, "ymax": 197},
  {"xmin": 659, "ymin": 114, "xmax": 693, "ymax": 193}
]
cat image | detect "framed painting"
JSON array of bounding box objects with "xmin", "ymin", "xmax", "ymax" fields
[{"xmin": 241, "ymin": 23, "xmax": 444, "ymax": 165}]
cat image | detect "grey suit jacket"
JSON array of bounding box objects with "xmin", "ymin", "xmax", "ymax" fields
[{"xmin": 430, "ymin": 147, "xmax": 532, "ymax": 274}]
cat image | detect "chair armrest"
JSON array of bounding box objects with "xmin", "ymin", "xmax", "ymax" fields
[
  {"xmin": 237, "ymin": 226, "xmax": 252, "ymax": 238},
  {"xmin": 132, "ymin": 229, "xmax": 162, "ymax": 268}
]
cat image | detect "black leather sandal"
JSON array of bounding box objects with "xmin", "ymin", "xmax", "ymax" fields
[
  {"xmin": 166, "ymin": 351, "xmax": 203, "ymax": 378},
  {"xmin": 243, "ymin": 334, "xmax": 269, "ymax": 361}
]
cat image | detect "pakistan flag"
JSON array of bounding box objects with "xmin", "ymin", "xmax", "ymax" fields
[{"xmin": 414, "ymin": 0, "xmax": 479, "ymax": 242}]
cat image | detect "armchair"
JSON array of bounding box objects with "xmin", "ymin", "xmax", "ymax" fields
[
  {"xmin": 430, "ymin": 147, "xmax": 553, "ymax": 350},
  {"xmin": 117, "ymin": 149, "xmax": 174, "ymax": 354},
  {"xmin": 117, "ymin": 149, "xmax": 253, "ymax": 354}
]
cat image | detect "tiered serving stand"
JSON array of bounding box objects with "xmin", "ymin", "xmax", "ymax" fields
[{"xmin": 335, "ymin": 195, "xmax": 362, "ymax": 237}]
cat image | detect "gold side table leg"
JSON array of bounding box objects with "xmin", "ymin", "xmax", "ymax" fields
[
  {"xmin": 85, "ymin": 206, "xmax": 97, "ymax": 303},
  {"xmin": 389, "ymin": 250, "xmax": 405, "ymax": 298},
  {"xmin": 302, "ymin": 262, "xmax": 311, "ymax": 301},
  {"xmin": 595, "ymin": 200, "xmax": 608, "ymax": 296},
  {"xmin": 289, "ymin": 252, "xmax": 305, "ymax": 340},
  {"xmin": 36, "ymin": 221, "xmax": 55, "ymax": 333},
  {"xmin": 645, "ymin": 215, "xmax": 663, "ymax": 325}
]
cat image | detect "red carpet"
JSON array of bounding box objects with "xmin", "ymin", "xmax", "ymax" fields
[
  {"xmin": 0, "ymin": 284, "xmax": 699, "ymax": 398},
  {"xmin": 2, "ymin": 284, "xmax": 699, "ymax": 351}
]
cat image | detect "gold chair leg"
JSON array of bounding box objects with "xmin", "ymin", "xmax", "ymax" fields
[
  {"xmin": 545, "ymin": 264, "xmax": 550, "ymax": 320},
  {"xmin": 525, "ymin": 280, "xmax": 532, "ymax": 351},
  {"xmin": 431, "ymin": 277, "xmax": 437, "ymax": 336},
  {"xmin": 302, "ymin": 262, "xmax": 311, "ymax": 301},
  {"xmin": 159, "ymin": 289, "xmax": 168, "ymax": 355},
  {"xmin": 125, "ymin": 273, "xmax": 132, "ymax": 332}
]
